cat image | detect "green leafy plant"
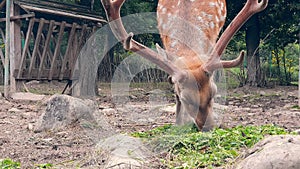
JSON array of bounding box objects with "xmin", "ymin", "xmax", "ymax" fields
[
  {"xmin": 132, "ymin": 124, "xmax": 290, "ymax": 168},
  {"xmin": 0, "ymin": 159, "xmax": 21, "ymax": 169}
]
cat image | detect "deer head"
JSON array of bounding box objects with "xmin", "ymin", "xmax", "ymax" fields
[{"xmin": 101, "ymin": 0, "xmax": 268, "ymax": 131}]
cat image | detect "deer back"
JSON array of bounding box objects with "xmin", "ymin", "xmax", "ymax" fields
[{"xmin": 157, "ymin": 0, "xmax": 227, "ymax": 69}]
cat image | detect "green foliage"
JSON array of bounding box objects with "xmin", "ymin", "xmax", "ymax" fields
[
  {"xmin": 0, "ymin": 159, "xmax": 21, "ymax": 169},
  {"xmin": 269, "ymin": 43, "xmax": 299, "ymax": 84},
  {"xmin": 132, "ymin": 124, "xmax": 290, "ymax": 168},
  {"xmin": 0, "ymin": 159, "xmax": 54, "ymax": 169}
]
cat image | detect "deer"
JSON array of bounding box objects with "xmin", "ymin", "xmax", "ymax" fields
[{"xmin": 101, "ymin": 0, "xmax": 268, "ymax": 131}]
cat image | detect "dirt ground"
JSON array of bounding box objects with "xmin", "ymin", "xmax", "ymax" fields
[{"xmin": 0, "ymin": 81, "xmax": 299, "ymax": 168}]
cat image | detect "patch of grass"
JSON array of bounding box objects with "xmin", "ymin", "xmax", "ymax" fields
[
  {"xmin": 291, "ymin": 105, "xmax": 300, "ymax": 109},
  {"xmin": 0, "ymin": 159, "xmax": 54, "ymax": 169},
  {"xmin": 0, "ymin": 159, "xmax": 20, "ymax": 169},
  {"xmin": 132, "ymin": 124, "xmax": 290, "ymax": 168},
  {"xmin": 290, "ymin": 81, "xmax": 298, "ymax": 85}
]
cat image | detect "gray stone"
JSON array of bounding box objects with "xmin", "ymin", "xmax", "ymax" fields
[
  {"xmin": 236, "ymin": 135, "xmax": 300, "ymax": 169},
  {"xmin": 259, "ymin": 91, "xmax": 266, "ymax": 96},
  {"xmin": 102, "ymin": 108, "xmax": 116, "ymax": 116},
  {"xmin": 96, "ymin": 134, "xmax": 152, "ymax": 169},
  {"xmin": 35, "ymin": 94, "xmax": 96, "ymax": 132},
  {"xmin": 8, "ymin": 108, "xmax": 22, "ymax": 113}
]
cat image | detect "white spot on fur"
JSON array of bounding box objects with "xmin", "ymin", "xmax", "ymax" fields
[
  {"xmin": 220, "ymin": 2, "xmax": 224, "ymax": 10},
  {"xmin": 197, "ymin": 16, "xmax": 204, "ymax": 22},
  {"xmin": 162, "ymin": 8, "xmax": 167, "ymax": 14},
  {"xmin": 171, "ymin": 40, "xmax": 178, "ymax": 48},
  {"xmin": 210, "ymin": 22, "xmax": 215, "ymax": 29},
  {"xmin": 209, "ymin": 2, "xmax": 216, "ymax": 6},
  {"xmin": 158, "ymin": 3, "xmax": 163, "ymax": 10},
  {"xmin": 190, "ymin": 0, "xmax": 196, "ymax": 2},
  {"xmin": 177, "ymin": 0, "xmax": 181, "ymax": 6},
  {"xmin": 207, "ymin": 14, "xmax": 213, "ymax": 20},
  {"xmin": 215, "ymin": 16, "xmax": 220, "ymax": 23},
  {"xmin": 217, "ymin": 8, "xmax": 222, "ymax": 15},
  {"xmin": 220, "ymin": 15, "xmax": 226, "ymax": 21}
]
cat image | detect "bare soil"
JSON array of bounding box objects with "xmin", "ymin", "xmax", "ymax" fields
[{"xmin": 0, "ymin": 81, "xmax": 299, "ymax": 168}]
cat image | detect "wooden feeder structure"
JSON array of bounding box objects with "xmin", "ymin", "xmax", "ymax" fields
[{"xmin": 0, "ymin": 0, "xmax": 107, "ymax": 95}]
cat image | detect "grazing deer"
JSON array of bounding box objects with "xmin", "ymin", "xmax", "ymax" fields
[{"xmin": 101, "ymin": 0, "xmax": 268, "ymax": 131}]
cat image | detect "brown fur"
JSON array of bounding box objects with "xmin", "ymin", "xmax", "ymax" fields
[{"xmin": 157, "ymin": 0, "xmax": 226, "ymax": 130}]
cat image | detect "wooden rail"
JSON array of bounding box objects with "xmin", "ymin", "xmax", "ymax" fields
[{"xmin": 13, "ymin": 18, "xmax": 98, "ymax": 80}]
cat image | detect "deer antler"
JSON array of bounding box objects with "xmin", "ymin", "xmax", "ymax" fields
[
  {"xmin": 101, "ymin": 0, "xmax": 187, "ymax": 83},
  {"xmin": 203, "ymin": 0, "xmax": 268, "ymax": 73}
]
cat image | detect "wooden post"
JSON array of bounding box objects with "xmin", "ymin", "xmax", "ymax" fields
[
  {"xmin": 17, "ymin": 18, "xmax": 34, "ymax": 79},
  {"xmin": 38, "ymin": 20, "xmax": 55, "ymax": 79},
  {"xmin": 9, "ymin": 0, "xmax": 22, "ymax": 93},
  {"xmin": 59, "ymin": 22, "xmax": 77, "ymax": 80},
  {"xmin": 49, "ymin": 21, "xmax": 66, "ymax": 80},
  {"xmin": 28, "ymin": 18, "xmax": 45, "ymax": 78},
  {"xmin": 4, "ymin": 0, "xmax": 10, "ymax": 98}
]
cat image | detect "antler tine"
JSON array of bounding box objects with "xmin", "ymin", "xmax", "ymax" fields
[
  {"xmin": 203, "ymin": 0, "xmax": 268, "ymax": 73},
  {"xmin": 221, "ymin": 50, "xmax": 245, "ymax": 68},
  {"xmin": 101, "ymin": 0, "xmax": 187, "ymax": 83},
  {"xmin": 101, "ymin": 0, "xmax": 128, "ymax": 42}
]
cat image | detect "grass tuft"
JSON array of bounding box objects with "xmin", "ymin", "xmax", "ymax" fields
[{"xmin": 132, "ymin": 124, "xmax": 290, "ymax": 168}]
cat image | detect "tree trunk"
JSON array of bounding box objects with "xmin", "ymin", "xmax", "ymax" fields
[
  {"xmin": 274, "ymin": 49, "xmax": 281, "ymax": 85},
  {"xmin": 282, "ymin": 50, "xmax": 289, "ymax": 85},
  {"xmin": 246, "ymin": 14, "xmax": 263, "ymax": 86}
]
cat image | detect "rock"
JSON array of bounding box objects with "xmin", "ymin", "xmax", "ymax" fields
[
  {"xmin": 8, "ymin": 108, "xmax": 22, "ymax": 113},
  {"xmin": 129, "ymin": 95, "xmax": 138, "ymax": 99},
  {"xmin": 96, "ymin": 134, "xmax": 152, "ymax": 169},
  {"xmin": 243, "ymin": 94, "xmax": 251, "ymax": 98},
  {"xmin": 236, "ymin": 135, "xmax": 300, "ymax": 169},
  {"xmin": 27, "ymin": 123, "xmax": 34, "ymax": 131},
  {"xmin": 259, "ymin": 91, "xmax": 266, "ymax": 96},
  {"xmin": 11, "ymin": 92, "xmax": 45, "ymax": 101},
  {"xmin": 241, "ymin": 107, "xmax": 251, "ymax": 112},
  {"xmin": 102, "ymin": 108, "xmax": 116, "ymax": 116},
  {"xmin": 228, "ymin": 101, "xmax": 235, "ymax": 105},
  {"xmin": 34, "ymin": 94, "xmax": 96, "ymax": 132}
]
